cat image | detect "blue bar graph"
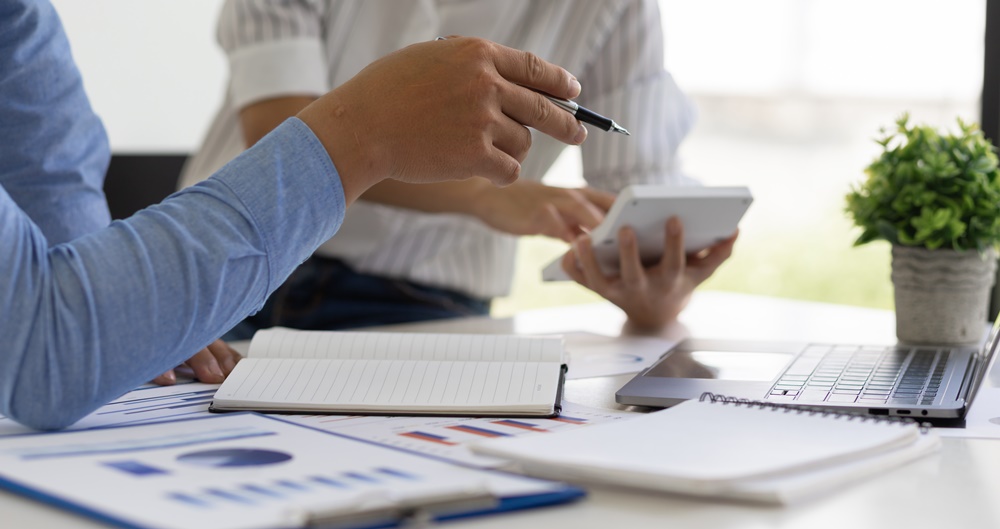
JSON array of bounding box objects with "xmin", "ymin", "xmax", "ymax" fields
[
  {"xmin": 377, "ymin": 467, "xmax": 419, "ymax": 480},
  {"xmin": 310, "ymin": 475, "xmax": 349, "ymax": 489},
  {"xmin": 104, "ymin": 460, "xmax": 170, "ymax": 477}
]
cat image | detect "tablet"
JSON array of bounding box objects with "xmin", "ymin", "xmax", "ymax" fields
[{"xmin": 541, "ymin": 185, "xmax": 752, "ymax": 281}]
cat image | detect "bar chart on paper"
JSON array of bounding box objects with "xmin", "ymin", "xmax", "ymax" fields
[
  {"xmin": 283, "ymin": 402, "xmax": 636, "ymax": 468},
  {"xmin": 0, "ymin": 414, "xmax": 573, "ymax": 529},
  {"xmin": 0, "ymin": 382, "xmax": 219, "ymax": 437}
]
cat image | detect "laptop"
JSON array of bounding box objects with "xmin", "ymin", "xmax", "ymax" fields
[{"xmin": 615, "ymin": 318, "xmax": 1000, "ymax": 420}]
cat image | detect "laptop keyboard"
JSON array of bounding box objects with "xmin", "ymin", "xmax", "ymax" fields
[{"xmin": 766, "ymin": 345, "xmax": 948, "ymax": 406}]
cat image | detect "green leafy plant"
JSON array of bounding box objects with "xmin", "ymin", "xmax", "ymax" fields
[{"xmin": 846, "ymin": 113, "xmax": 1000, "ymax": 253}]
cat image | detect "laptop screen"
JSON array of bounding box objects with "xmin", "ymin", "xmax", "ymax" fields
[{"xmin": 965, "ymin": 316, "xmax": 1000, "ymax": 406}]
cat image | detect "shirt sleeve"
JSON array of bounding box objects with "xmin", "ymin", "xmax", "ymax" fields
[
  {"xmin": 577, "ymin": 0, "xmax": 699, "ymax": 192},
  {"xmin": 0, "ymin": 1, "xmax": 347, "ymax": 430},
  {"xmin": 218, "ymin": 0, "xmax": 329, "ymax": 109},
  {"xmin": 0, "ymin": 118, "xmax": 346, "ymax": 431},
  {"xmin": 0, "ymin": 0, "xmax": 111, "ymax": 246}
]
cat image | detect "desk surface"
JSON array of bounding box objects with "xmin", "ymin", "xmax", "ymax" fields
[{"xmin": 6, "ymin": 291, "xmax": 1000, "ymax": 529}]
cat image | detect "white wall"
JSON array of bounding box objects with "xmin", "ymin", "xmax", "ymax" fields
[
  {"xmin": 661, "ymin": 0, "xmax": 984, "ymax": 99},
  {"xmin": 51, "ymin": 0, "xmax": 227, "ymax": 153}
]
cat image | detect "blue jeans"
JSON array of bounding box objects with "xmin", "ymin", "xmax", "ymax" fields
[{"xmin": 223, "ymin": 257, "xmax": 491, "ymax": 341}]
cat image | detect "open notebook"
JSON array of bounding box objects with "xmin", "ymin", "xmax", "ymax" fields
[
  {"xmin": 211, "ymin": 328, "xmax": 567, "ymax": 417},
  {"xmin": 472, "ymin": 394, "xmax": 940, "ymax": 504}
]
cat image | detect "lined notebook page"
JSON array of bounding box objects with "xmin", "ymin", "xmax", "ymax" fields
[
  {"xmin": 213, "ymin": 329, "xmax": 565, "ymax": 414},
  {"xmin": 247, "ymin": 329, "xmax": 563, "ymax": 363}
]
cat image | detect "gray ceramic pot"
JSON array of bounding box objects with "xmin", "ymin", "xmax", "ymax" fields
[{"xmin": 891, "ymin": 246, "xmax": 997, "ymax": 345}]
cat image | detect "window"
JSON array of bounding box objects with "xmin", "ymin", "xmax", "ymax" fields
[{"xmin": 494, "ymin": 0, "xmax": 987, "ymax": 316}]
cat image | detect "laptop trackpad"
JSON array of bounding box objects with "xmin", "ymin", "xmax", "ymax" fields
[
  {"xmin": 616, "ymin": 339, "xmax": 805, "ymax": 407},
  {"xmin": 644, "ymin": 349, "xmax": 793, "ymax": 382}
]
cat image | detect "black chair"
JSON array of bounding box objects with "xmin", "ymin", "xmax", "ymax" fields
[{"xmin": 102, "ymin": 154, "xmax": 188, "ymax": 220}]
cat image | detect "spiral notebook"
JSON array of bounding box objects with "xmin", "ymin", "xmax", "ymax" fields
[{"xmin": 471, "ymin": 393, "xmax": 940, "ymax": 504}]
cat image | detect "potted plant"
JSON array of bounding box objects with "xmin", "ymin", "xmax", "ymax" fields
[{"xmin": 846, "ymin": 114, "xmax": 1000, "ymax": 345}]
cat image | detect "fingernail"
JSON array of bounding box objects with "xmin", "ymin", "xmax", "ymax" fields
[
  {"xmin": 668, "ymin": 217, "xmax": 681, "ymax": 236},
  {"xmin": 568, "ymin": 75, "xmax": 582, "ymax": 98},
  {"xmin": 574, "ymin": 123, "xmax": 588, "ymax": 144},
  {"xmin": 165, "ymin": 371, "xmax": 175, "ymax": 383}
]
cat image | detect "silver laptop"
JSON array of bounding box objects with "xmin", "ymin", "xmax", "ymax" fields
[{"xmin": 616, "ymin": 318, "xmax": 1000, "ymax": 419}]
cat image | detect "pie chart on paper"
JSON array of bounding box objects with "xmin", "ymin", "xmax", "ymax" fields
[{"xmin": 176, "ymin": 448, "xmax": 292, "ymax": 468}]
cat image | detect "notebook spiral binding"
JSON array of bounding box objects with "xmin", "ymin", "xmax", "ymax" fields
[{"xmin": 698, "ymin": 392, "xmax": 932, "ymax": 434}]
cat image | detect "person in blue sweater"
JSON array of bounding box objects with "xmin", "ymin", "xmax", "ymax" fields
[{"xmin": 0, "ymin": 1, "xmax": 588, "ymax": 430}]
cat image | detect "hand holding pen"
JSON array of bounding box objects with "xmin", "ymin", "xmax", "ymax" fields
[{"xmin": 435, "ymin": 36, "xmax": 629, "ymax": 136}]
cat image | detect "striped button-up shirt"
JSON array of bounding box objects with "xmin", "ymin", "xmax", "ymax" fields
[{"xmin": 182, "ymin": 0, "xmax": 696, "ymax": 299}]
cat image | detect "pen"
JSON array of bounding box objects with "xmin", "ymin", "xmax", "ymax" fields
[{"xmin": 543, "ymin": 95, "xmax": 631, "ymax": 136}]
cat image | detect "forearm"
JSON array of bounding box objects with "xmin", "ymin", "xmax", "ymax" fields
[
  {"xmin": 0, "ymin": 119, "xmax": 344, "ymax": 430},
  {"xmin": 243, "ymin": 95, "xmax": 493, "ymax": 215},
  {"xmin": 360, "ymin": 178, "xmax": 492, "ymax": 215},
  {"xmin": 241, "ymin": 96, "xmax": 317, "ymax": 147}
]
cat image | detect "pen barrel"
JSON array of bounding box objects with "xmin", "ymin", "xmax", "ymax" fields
[
  {"xmin": 573, "ymin": 106, "xmax": 614, "ymax": 132},
  {"xmin": 546, "ymin": 97, "xmax": 579, "ymax": 114}
]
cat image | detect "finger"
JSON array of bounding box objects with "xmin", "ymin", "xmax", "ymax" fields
[
  {"xmin": 572, "ymin": 236, "xmax": 612, "ymax": 292},
  {"xmin": 184, "ymin": 347, "xmax": 227, "ymax": 384},
  {"xmin": 578, "ymin": 186, "xmax": 617, "ymax": 212},
  {"xmin": 206, "ymin": 339, "xmax": 242, "ymax": 375},
  {"xmin": 500, "ymin": 85, "xmax": 587, "ymax": 146},
  {"xmin": 490, "ymin": 115, "xmax": 533, "ymax": 164},
  {"xmin": 540, "ymin": 203, "xmax": 576, "ymax": 242},
  {"xmin": 475, "ymin": 146, "xmax": 523, "ymax": 187},
  {"xmin": 690, "ymin": 230, "xmax": 739, "ymax": 267},
  {"xmin": 659, "ymin": 217, "xmax": 685, "ymax": 280},
  {"xmin": 687, "ymin": 232, "xmax": 738, "ymax": 284},
  {"xmin": 489, "ymin": 43, "xmax": 581, "ymax": 100},
  {"xmin": 555, "ymin": 190, "xmax": 606, "ymax": 231},
  {"xmin": 151, "ymin": 370, "xmax": 177, "ymax": 386},
  {"xmin": 560, "ymin": 248, "xmax": 588, "ymax": 284},
  {"xmin": 617, "ymin": 226, "xmax": 646, "ymax": 289}
]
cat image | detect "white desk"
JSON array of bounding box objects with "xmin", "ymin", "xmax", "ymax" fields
[{"xmin": 6, "ymin": 291, "xmax": 1000, "ymax": 529}]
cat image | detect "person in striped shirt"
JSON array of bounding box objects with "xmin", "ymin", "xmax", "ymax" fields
[{"xmin": 182, "ymin": 0, "xmax": 737, "ymax": 339}]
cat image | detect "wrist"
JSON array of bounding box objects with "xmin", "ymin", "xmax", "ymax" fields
[
  {"xmin": 461, "ymin": 178, "xmax": 502, "ymax": 220},
  {"xmin": 296, "ymin": 91, "xmax": 385, "ymax": 206},
  {"xmin": 623, "ymin": 313, "xmax": 672, "ymax": 335}
]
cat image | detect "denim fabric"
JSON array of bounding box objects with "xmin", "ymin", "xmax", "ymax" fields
[
  {"xmin": 0, "ymin": 1, "xmax": 345, "ymax": 429},
  {"xmin": 224, "ymin": 257, "xmax": 491, "ymax": 340}
]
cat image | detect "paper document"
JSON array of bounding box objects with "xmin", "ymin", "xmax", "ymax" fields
[
  {"xmin": 0, "ymin": 382, "xmax": 634, "ymax": 470},
  {"xmin": 562, "ymin": 332, "xmax": 674, "ymax": 379},
  {"xmin": 282, "ymin": 401, "xmax": 637, "ymax": 468},
  {"xmin": 0, "ymin": 414, "xmax": 578, "ymax": 529},
  {"xmin": 0, "ymin": 382, "xmax": 218, "ymax": 437}
]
